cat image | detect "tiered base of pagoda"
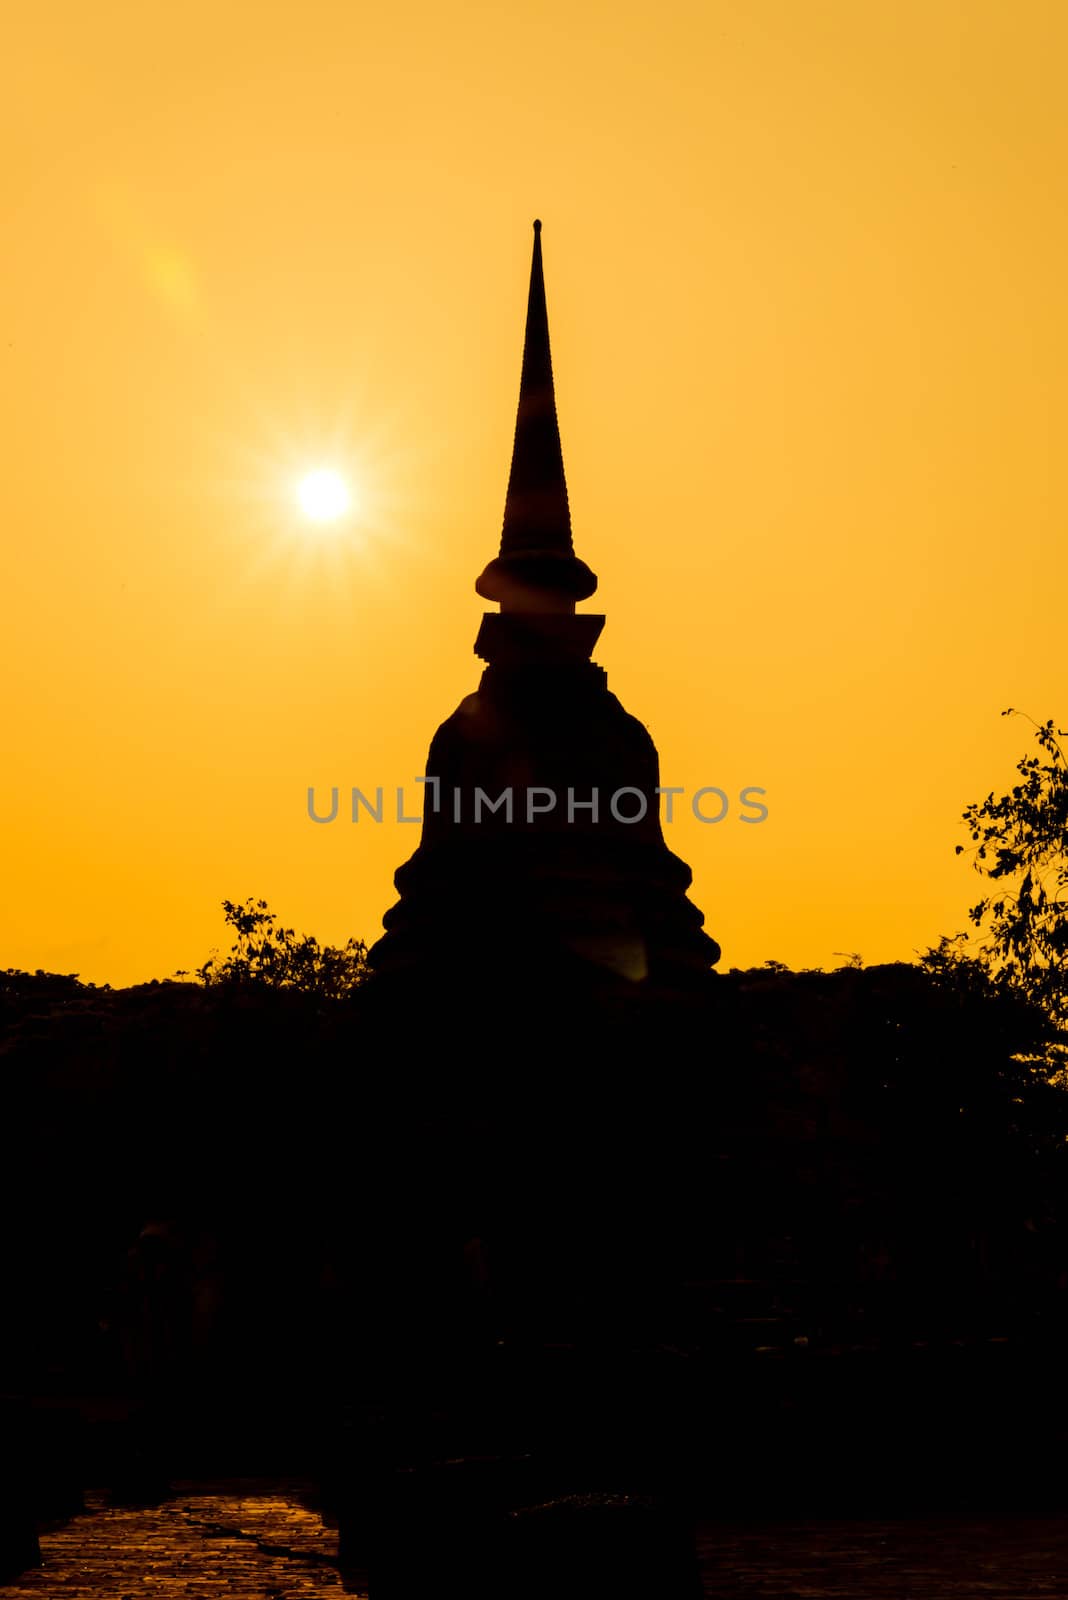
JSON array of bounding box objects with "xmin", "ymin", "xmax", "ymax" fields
[{"xmin": 367, "ymin": 658, "xmax": 719, "ymax": 995}]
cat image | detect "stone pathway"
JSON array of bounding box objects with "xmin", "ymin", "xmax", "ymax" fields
[
  {"xmin": 0, "ymin": 1485, "xmax": 344, "ymax": 1599},
  {"xmin": 7, "ymin": 1488, "xmax": 1068, "ymax": 1597}
]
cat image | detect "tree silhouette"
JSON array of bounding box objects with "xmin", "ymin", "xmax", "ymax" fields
[
  {"xmin": 953, "ymin": 711, "xmax": 1067, "ymax": 1028},
  {"xmin": 189, "ymin": 897, "xmax": 368, "ymax": 999}
]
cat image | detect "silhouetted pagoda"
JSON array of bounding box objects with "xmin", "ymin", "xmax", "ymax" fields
[{"xmin": 368, "ymin": 221, "xmax": 719, "ymax": 997}]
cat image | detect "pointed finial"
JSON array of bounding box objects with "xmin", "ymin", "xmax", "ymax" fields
[{"xmin": 476, "ymin": 221, "xmax": 597, "ymax": 609}]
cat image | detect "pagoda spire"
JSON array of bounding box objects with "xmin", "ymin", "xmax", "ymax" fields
[
  {"xmin": 476, "ymin": 220, "xmax": 598, "ymax": 610},
  {"xmin": 369, "ymin": 218, "xmax": 719, "ymax": 991}
]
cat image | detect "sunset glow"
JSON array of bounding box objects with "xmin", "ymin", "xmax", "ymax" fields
[{"xmin": 2, "ymin": 0, "xmax": 1065, "ymax": 986}]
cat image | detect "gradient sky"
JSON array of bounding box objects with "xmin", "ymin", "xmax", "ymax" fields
[{"xmin": 3, "ymin": 0, "xmax": 1065, "ymax": 985}]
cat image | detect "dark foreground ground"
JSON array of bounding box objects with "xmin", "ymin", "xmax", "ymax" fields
[
  {"xmin": 4, "ymin": 964, "xmax": 1068, "ymax": 1594},
  {"xmin": 5, "ymin": 1481, "xmax": 1068, "ymax": 1599}
]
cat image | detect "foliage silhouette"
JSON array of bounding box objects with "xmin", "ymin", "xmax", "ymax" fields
[
  {"xmin": 952, "ymin": 711, "xmax": 1068, "ymax": 1029},
  {"xmin": 188, "ymin": 897, "xmax": 368, "ymax": 999}
]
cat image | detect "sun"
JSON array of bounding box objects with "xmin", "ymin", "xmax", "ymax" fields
[{"xmin": 296, "ymin": 468, "xmax": 351, "ymax": 523}]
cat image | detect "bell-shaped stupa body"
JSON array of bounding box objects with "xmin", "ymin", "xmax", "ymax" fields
[{"xmin": 368, "ymin": 222, "xmax": 719, "ymax": 992}]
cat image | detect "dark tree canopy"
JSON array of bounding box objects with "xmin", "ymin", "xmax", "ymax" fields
[
  {"xmin": 953, "ymin": 711, "xmax": 1068, "ymax": 1031},
  {"xmin": 188, "ymin": 896, "xmax": 368, "ymax": 1000}
]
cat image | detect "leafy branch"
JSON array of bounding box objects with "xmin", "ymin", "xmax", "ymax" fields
[
  {"xmin": 185, "ymin": 897, "xmax": 368, "ymax": 1000},
  {"xmin": 953, "ymin": 710, "xmax": 1068, "ymax": 1029}
]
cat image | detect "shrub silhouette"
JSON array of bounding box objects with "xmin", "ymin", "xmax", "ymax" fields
[{"xmin": 190, "ymin": 897, "xmax": 368, "ymax": 999}]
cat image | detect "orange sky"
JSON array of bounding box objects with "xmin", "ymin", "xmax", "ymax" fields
[{"xmin": 3, "ymin": 0, "xmax": 1065, "ymax": 985}]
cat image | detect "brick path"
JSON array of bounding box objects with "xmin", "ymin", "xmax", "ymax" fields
[
  {"xmin": 7, "ymin": 1487, "xmax": 1068, "ymax": 1597},
  {"xmin": 0, "ymin": 1486, "xmax": 344, "ymax": 1599}
]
